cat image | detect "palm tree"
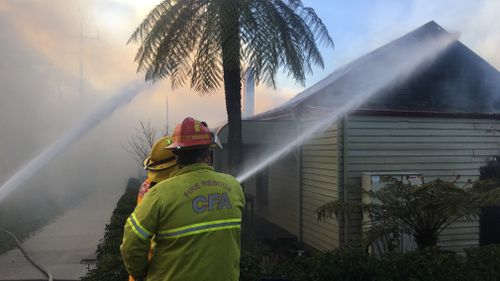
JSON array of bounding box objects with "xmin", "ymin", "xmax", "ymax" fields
[
  {"xmin": 317, "ymin": 178, "xmax": 500, "ymax": 251},
  {"xmin": 128, "ymin": 0, "xmax": 333, "ymax": 174}
]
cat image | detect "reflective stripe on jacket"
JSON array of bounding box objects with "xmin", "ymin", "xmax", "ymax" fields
[{"xmin": 121, "ymin": 163, "xmax": 244, "ymax": 281}]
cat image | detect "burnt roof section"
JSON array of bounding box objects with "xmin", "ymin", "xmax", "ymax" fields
[{"xmin": 252, "ymin": 21, "xmax": 500, "ymax": 120}]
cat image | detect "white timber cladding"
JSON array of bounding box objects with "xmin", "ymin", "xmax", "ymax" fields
[
  {"xmin": 257, "ymin": 152, "xmax": 300, "ymax": 236},
  {"xmin": 346, "ymin": 114, "xmax": 500, "ymax": 252},
  {"xmin": 301, "ymin": 123, "xmax": 340, "ymax": 251}
]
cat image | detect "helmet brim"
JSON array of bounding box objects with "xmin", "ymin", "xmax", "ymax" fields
[
  {"xmin": 212, "ymin": 133, "xmax": 223, "ymax": 150},
  {"xmin": 142, "ymin": 155, "xmax": 151, "ymax": 169},
  {"xmin": 165, "ymin": 132, "xmax": 223, "ymax": 150},
  {"xmin": 165, "ymin": 140, "xmax": 212, "ymax": 150},
  {"xmin": 145, "ymin": 159, "xmax": 177, "ymax": 171},
  {"xmin": 143, "ymin": 155, "xmax": 177, "ymax": 171}
]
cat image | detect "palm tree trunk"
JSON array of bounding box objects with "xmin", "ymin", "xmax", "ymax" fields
[
  {"xmin": 223, "ymin": 64, "xmax": 242, "ymax": 175},
  {"xmin": 415, "ymin": 230, "xmax": 439, "ymax": 250},
  {"xmin": 221, "ymin": 2, "xmax": 242, "ymax": 175}
]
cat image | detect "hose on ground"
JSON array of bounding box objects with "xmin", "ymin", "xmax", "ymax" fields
[{"xmin": 0, "ymin": 227, "xmax": 53, "ymax": 281}]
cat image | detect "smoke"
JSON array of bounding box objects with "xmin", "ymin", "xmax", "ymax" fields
[
  {"xmin": 237, "ymin": 32, "xmax": 458, "ymax": 182},
  {"xmin": 365, "ymin": 0, "xmax": 500, "ymax": 70},
  {"xmin": 0, "ymin": 81, "xmax": 150, "ymax": 203},
  {"xmin": 0, "ymin": 11, "xmax": 144, "ymax": 230},
  {"xmin": 0, "ymin": 1, "xmax": 239, "ymax": 244},
  {"xmin": 0, "ymin": 1, "xmax": 231, "ymax": 206}
]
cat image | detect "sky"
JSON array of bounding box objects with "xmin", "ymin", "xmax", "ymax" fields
[
  {"xmin": 0, "ymin": 0, "xmax": 499, "ymax": 201},
  {"xmin": 1, "ymin": 1, "xmax": 500, "ymax": 123}
]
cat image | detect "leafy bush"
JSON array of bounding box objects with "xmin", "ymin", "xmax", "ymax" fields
[
  {"xmin": 465, "ymin": 245, "xmax": 500, "ymax": 281},
  {"xmin": 239, "ymin": 245, "xmax": 500, "ymax": 281},
  {"xmin": 317, "ymin": 178, "xmax": 500, "ymax": 250},
  {"xmin": 239, "ymin": 251, "xmax": 261, "ymax": 281},
  {"xmin": 300, "ymin": 249, "xmax": 378, "ymax": 281},
  {"xmin": 379, "ymin": 248, "xmax": 465, "ymax": 281}
]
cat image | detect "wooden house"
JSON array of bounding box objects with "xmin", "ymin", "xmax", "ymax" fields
[{"xmin": 216, "ymin": 21, "xmax": 500, "ymax": 252}]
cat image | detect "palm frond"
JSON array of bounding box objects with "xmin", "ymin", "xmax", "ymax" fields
[
  {"xmin": 129, "ymin": 0, "xmax": 211, "ymax": 87},
  {"xmin": 300, "ymin": 6, "xmax": 334, "ymax": 48},
  {"xmin": 190, "ymin": 4, "xmax": 223, "ymax": 94},
  {"xmin": 316, "ymin": 200, "xmax": 360, "ymax": 222},
  {"xmin": 317, "ymin": 178, "xmax": 500, "ymax": 250},
  {"xmin": 130, "ymin": 0, "xmax": 334, "ymax": 93},
  {"xmin": 147, "ymin": 1, "xmax": 207, "ymax": 83},
  {"xmin": 128, "ymin": 1, "xmax": 174, "ymax": 44},
  {"xmin": 362, "ymin": 223, "xmax": 401, "ymax": 252},
  {"xmin": 239, "ymin": 0, "xmax": 333, "ymax": 88},
  {"xmin": 240, "ymin": 3, "xmax": 276, "ymax": 86},
  {"xmin": 476, "ymin": 187, "xmax": 500, "ymax": 206},
  {"xmin": 204, "ymin": 0, "xmax": 238, "ymax": 73}
]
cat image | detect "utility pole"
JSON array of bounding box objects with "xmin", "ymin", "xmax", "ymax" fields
[
  {"xmin": 79, "ymin": 21, "xmax": 84, "ymax": 105},
  {"xmin": 74, "ymin": 0, "xmax": 99, "ymax": 109}
]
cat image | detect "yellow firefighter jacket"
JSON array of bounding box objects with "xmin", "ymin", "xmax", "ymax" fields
[
  {"xmin": 137, "ymin": 165, "xmax": 177, "ymax": 205},
  {"xmin": 129, "ymin": 166, "xmax": 177, "ymax": 281},
  {"xmin": 121, "ymin": 163, "xmax": 245, "ymax": 281}
]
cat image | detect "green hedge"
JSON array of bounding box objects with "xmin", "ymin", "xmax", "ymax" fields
[
  {"xmin": 81, "ymin": 178, "xmax": 140, "ymax": 281},
  {"xmin": 465, "ymin": 245, "xmax": 500, "ymax": 281},
  {"xmin": 241, "ymin": 246, "xmax": 500, "ymax": 281},
  {"xmin": 81, "ymin": 179, "xmax": 500, "ymax": 281}
]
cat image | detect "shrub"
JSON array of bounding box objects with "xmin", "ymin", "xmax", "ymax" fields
[
  {"xmin": 240, "ymin": 251, "xmax": 261, "ymax": 281},
  {"xmin": 318, "ymin": 178, "xmax": 500, "ymax": 250},
  {"xmin": 302, "ymin": 249, "xmax": 378, "ymax": 281},
  {"xmin": 379, "ymin": 248, "xmax": 465, "ymax": 281},
  {"xmin": 238, "ymin": 245, "xmax": 500, "ymax": 281},
  {"xmin": 465, "ymin": 245, "xmax": 500, "ymax": 281},
  {"xmin": 81, "ymin": 177, "xmax": 500, "ymax": 281}
]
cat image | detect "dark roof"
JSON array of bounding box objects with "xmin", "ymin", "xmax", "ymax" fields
[{"xmin": 252, "ymin": 21, "xmax": 500, "ymax": 120}]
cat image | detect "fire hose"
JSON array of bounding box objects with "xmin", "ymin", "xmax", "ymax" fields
[{"xmin": 0, "ymin": 228, "xmax": 53, "ymax": 281}]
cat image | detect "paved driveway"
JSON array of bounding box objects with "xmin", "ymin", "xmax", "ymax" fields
[{"xmin": 0, "ymin": 187, "xmax": 122, "ymax": 280}]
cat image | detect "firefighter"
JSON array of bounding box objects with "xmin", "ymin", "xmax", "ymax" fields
[
  {"xmin": 129, "ymin": 136, "xmax": 178, "ymax": 281},
  {"xmin": 121, "ymin": 117, "xmax": 245, "ymax": 281},
  {"xmin": 138, "ymin": 136, "xmax": 177, "ymax": 204}
]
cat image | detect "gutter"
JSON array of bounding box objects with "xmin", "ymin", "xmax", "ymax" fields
[
  {"xmin": 298, "ymin": 125, "xmax": 303, "ymax": 243},
  {"xmin": 303, "ymin": 107, "xmax": 500, "ymax": 120},
  {"xmin": 342, "ymin": 116, "xmax": 350, "ymax": 247}
]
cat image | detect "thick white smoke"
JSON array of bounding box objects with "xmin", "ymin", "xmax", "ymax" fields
[{"xmin": 0, "ymin": 81, "xmax": 151, "ymax": 203}]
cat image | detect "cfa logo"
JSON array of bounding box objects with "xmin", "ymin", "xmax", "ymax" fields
[{"xmin": 192, "ymin": 192, "xmax": 232, "ymax": 213}]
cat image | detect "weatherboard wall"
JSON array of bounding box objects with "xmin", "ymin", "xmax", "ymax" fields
[
  {"xmin": 256, "ymin": 151, "xmax": 301, "ymax": 237},
  {"xmin": 300, "ymin": 123, "xmax": 340, "ymax": 251},
  {"xmin": 344, "ymin": 114, "xmax": 500, "ymax": 251}
]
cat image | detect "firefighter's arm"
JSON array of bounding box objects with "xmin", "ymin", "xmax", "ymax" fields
[{"xmin": 120, "ymin": 187, "xmax": 160, "ymax": 278}]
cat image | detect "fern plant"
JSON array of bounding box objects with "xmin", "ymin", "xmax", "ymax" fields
[{"xmin": 317, "ymin": 178, "xmax": 500, "ymax": 251}]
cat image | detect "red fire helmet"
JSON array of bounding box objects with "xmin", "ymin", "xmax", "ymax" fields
[{"xmin": 166, "ymin": 117, "xmax": 222, "ymax": 150}]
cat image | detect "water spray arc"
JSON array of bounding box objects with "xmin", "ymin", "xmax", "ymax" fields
[
  {"xmin": 0, "ymin": 81, "xmax": 151, "ymax": 203},
  {"xmin": 236, "ymin": 34, "xmax": 457, "ymax": 183}
]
